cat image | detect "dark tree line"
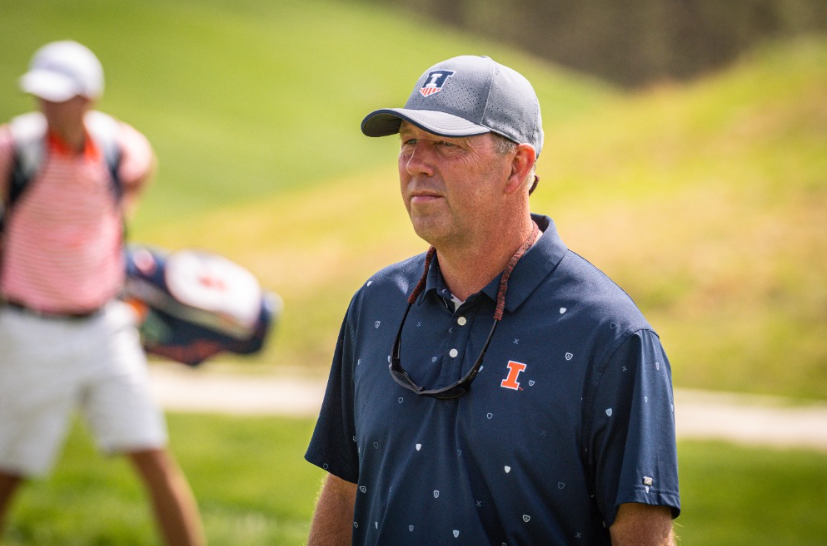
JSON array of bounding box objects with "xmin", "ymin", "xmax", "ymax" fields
[{"xmin": 369, "ymin": 0, "xmax": 827, "ymax": 87}]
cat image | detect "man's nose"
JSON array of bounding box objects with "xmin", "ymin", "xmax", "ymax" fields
[{"xmin": 402, "ymin": 142, "xmax": 434, "ymax": 177}]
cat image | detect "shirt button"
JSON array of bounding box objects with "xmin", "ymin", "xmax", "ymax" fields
[
  {"xmin": 449, "ymin": 349, "xmax": 458, "ymax": 358},
  {"xmin": 457, "ymin": 316, "xmax": 467, "ymax": 326}
]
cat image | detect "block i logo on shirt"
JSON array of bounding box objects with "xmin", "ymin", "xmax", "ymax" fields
[{"xmin": 501, "ymin": 361, "xmax": 527, "ymax": 390}]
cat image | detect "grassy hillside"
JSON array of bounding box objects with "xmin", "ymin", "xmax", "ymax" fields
[
  {"xmin": 2, "ymin": 2, "xmax": 825, "ymax": 399},
  {"xmin": 0, "ymin": 2, "xmax": 614, "ymax": 367},
  {"xmin": 0, "ymin": 0, "xmax": 612, "ymax": 224},
  {"xmin": 141, "ymin": 38, "xmax": 827, "ymax": 400},
  {"xmin": 536, "ymin": 38, "xmax": 827, "ymax": 398}
]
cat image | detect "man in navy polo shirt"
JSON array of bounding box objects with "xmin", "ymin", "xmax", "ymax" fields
[{"xmin": 305, "ymin": 55, "xmax": 680, "ymax": 545}]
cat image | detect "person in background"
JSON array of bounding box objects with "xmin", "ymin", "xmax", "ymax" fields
[
  {"xmin": 0, "ymin": 40, "xmax": 205, "ymax": 546},
  {"xmin": 305, "ymin": 55, "xmax": 680, "ymax": 545}
]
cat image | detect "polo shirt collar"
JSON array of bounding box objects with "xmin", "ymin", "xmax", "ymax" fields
[
  {"xmin": 47, "ymin": 127, "xmax": 100, "ymax": 160},
  {"xmin": 419, "ymin": 214, "xmax": 568, "ymax": 313}
]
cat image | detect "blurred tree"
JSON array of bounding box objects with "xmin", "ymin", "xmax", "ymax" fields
[{"xmin": 368, "ymin": 0, "xmax": 827, "ymax": 86}]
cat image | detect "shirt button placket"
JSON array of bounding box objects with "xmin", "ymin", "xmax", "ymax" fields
[{"xmin": 449, "ymin": 315, "xmax": 468, "ymax": 360}]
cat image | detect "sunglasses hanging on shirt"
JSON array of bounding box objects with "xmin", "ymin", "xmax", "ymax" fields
[{"xmin": 389, "ymin": 221, "xmax": 539, "ymax": 399}]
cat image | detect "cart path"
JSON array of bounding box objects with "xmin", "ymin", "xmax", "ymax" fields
[{"xmin": 148, "ymin": 364, "xmax": 827, "ymax": 452}]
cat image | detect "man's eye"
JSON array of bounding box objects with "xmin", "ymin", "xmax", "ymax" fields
[
  {"xmin": 438, "ymin": 141, "xmax": 456, "ymax": 147},
  {"xmin": 401, "ymin": 138, "xmax": 417, "ymax": 146}
]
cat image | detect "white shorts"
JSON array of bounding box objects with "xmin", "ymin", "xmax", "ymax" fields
[{"xmin": 0, "ymin": 300, "xmax": 168, "ymax": 477}]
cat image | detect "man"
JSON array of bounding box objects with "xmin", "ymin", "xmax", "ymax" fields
[
  {"xmin": 305, "ymin": 55, "xmax": 680, "ymax": 545},
  {"xmin": 0, "ymin": 41, "xmax": 205, "ymax": 545}
]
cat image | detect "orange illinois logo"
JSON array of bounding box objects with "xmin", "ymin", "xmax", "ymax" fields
[{"xmin": 501, "ymin": 361, "xmax": 527, "ymax": 390}]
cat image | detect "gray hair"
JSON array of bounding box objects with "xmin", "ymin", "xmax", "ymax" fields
[
  {"xmin": 490, "ymin": 133, "xmax": 537, "ymax": 194},
  {"xmin": 491, "ymin": 132, "xmax": 518, "ymax": 155}
]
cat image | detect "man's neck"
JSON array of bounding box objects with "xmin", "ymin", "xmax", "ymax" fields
[
  {"xmin": 435, "ymin": 216, "xmax": 538, "ymax": 301},
  {"xmin": 50, "ymin": 124, "xmax": 87, "ymax": 154}
]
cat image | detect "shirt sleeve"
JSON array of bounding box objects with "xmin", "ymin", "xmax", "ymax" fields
[
  {"xmin": 583, "ymin": 328, "xmax": 681, "ymax": 527},
  {"xmin": 304, "ymin": 304, "xmax": 360, "ymax": 484},
  {"xmin": 116, "ymin": 121, "xmax": 155, "ymax": 188}
]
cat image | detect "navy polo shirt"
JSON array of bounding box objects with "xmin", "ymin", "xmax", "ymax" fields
[{"xmin": 306, "ymin": 214, "xmax": 680, "ymax": 545}]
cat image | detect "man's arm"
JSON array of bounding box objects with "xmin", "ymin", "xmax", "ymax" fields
[
  {"xmin": 115, "ymin": 122, "xmax": 156, "ymax": 220},
  {"xmin": 307, "ymin": 473, "xmax": 357, "ymax": 546},
  {"xmin": 610, "ymin": 502, "xmax": 675, "ymax": 546}
]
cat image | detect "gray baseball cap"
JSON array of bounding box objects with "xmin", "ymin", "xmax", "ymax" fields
[{"xmin": 361, "ymin": 55, "xmax": 543, "ymax": 156}]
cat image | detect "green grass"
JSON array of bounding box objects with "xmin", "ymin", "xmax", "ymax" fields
[
  {"xmin": 0, "ymin": 0, "xmax": 613, "ymax": 225},
  {"xmin": 1, "ymin": 1, "xmax": 826, "ymax": 400},
  {"xmin": 677, "ymin": 441, "xmax": 827, "ymax": 545},
  {"xmin": 3, "ymin": 414, "xmax": 323, "ymax": 545},
  {"xmin": 534, "ymin": 38, "xmax": 827, "ymax": 399},
  {"xmin": 3, "ymin": 3, "xmax": 825, "ymax": 545},
  {"xmin": 3, "ymin": 415, "xmax": 827, "ymax": 545},
  {"xmin": 138, "ymin": 37, "xmax": 827, "ymax": 400}
]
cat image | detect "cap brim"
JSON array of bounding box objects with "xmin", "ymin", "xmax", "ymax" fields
[
  {"xmin": 19, "ymin": 70, "xmax": 80, "ymax": 102},
  {"xmin": 361, "ymin": 108, "xmax": 490, "ymax": 139}
]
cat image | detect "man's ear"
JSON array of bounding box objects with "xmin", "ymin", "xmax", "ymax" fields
[{"xmin": 504, "ymin": 144, "xmax": 537, "ymax": 195}]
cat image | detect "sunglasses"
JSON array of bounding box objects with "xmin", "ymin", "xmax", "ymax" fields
[{"xmin": 388, "ymin": 222, "xmax": 538, "ymax": 400}]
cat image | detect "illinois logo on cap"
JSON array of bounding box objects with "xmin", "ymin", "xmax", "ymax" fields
[{"xmin": 419, "ymin": 70, "xmax": 455, "ymax": 97}]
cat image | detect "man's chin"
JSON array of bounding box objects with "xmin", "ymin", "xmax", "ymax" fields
[
  {"xmin": 412, "ymin": 226, "xmax": 458, "ymax": 250},
  {"xmin": 411, "ymin": 221, "xmax": 443, "ymax": 246}
]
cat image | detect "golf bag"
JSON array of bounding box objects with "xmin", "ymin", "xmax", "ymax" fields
[{"xmin": 123, "ymin": 245, "xmax": 281, "ymax": 366}]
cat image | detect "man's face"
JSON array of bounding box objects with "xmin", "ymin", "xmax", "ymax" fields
[
  {"xmin": 398, "ymin": 122, "xmax": 512, "ymax": 249},
  {"xmin": 38, "ymin": 95, "xmax": 90, "ymax": 131}
]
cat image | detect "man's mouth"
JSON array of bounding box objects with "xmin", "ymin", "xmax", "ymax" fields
[{"xmin": 409, "ymin": 188, "xmax": 443, "ymax": 204}]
